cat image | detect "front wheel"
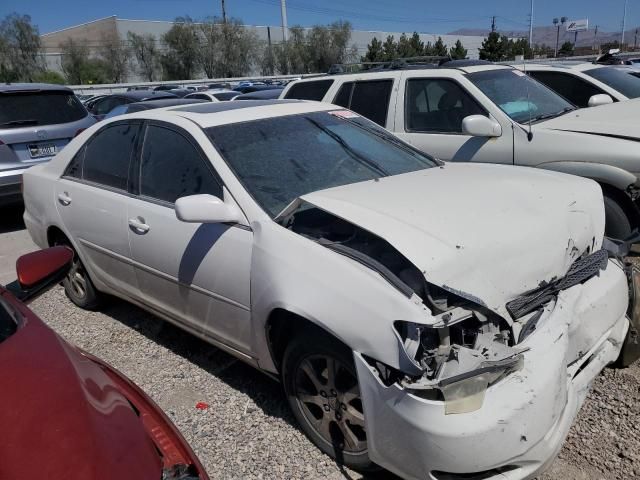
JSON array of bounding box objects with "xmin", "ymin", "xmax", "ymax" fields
[
  {"xmin": 282, "ymin": 333, "xmax": 375, "ymax": 472},
  {"xmin": 55, "ymin": 240, "xmax": 103, "ymax": 310},
  {"xmin": 603, "ymin": 194, "xmax": 633, "ymax": 240}
]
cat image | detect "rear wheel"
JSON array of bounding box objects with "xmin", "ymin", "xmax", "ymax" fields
[
  {"xmin": 282, "ymin": 332, "xmax": 375, "ymax": 472},
  {"xmin": 603, "ymin": 194, "xmax": 633, "ymax": 240}
]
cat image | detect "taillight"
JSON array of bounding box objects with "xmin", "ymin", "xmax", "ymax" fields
[{"xmin": 74, "ymin": 129, "xmax": 85, "ymax": 137}]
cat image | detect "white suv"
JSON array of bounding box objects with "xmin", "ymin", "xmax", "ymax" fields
[{"xmin": 281, "ymin": 60, "xmax": 640, "ymax": 239}]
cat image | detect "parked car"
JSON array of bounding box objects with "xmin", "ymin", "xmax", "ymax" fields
[
  {"xmin": 88, "ymin": 91, "xmax": 179, "ymax": 121},
  {"xmin": 0, "ymin": 246, "xmax": 208, "ymax": 480},
  {"xmin": 83, "ymin": 94, "xmax": 107, "ymax": 109},
  {"xmin": 232, "ymin": 88, "xmax": 284, "ymax": 100},
  {"xmin": 281, "ymin": 60, "xmax": 640, "ymax": 238},
  {"xmin": 208, "ymin": 82, "xmax": 231, "ymax": 90},
  {"xmin": 0, "ymin": 83, "xmax": 95, "ymax": 205},
  {"xmin": 104, "ymin": 98, "xmax": 208, "ymax": 119},
  {"xmin": 184, "ymin": 89, "xmax": 239, "ymax": 102},
  {"xmin": 153, "ymin": 84, "xmax": 181, "ymax": 91},
  {"xmin": 167, "ymin": 88, "xmax": 193, "ymax": 98},
  {"xmin": 233, "ymin": 84, "xmax": 283, "ymax": 94},
  {"xmin": 515, "ymin": 62, "xmax": 640, "ymax": 107},
  {"xmin": 22, "ymin": 100, "xmax": 638, "ymax": 480}
]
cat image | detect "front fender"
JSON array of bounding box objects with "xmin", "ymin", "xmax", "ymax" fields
[{"xmin": 537, "ymin": 161, "xmax": 638, "ymax": 192}]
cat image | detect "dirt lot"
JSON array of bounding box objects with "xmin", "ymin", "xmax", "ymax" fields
[{"xmin": 2, "ymin": 205, "xmax": 639, "ymax": 479}]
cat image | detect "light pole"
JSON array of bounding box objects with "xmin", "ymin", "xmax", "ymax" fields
[
  {"xmin": 554, "ymin": 16, "xmax": 567, "ymax": 57},
  {"xmin": 529, "ymin": 0, "xmax": 534, "ymax": 45},
  {"xmin": 621, "ymin": 0, "xmax": 629, "ymax": 48}
]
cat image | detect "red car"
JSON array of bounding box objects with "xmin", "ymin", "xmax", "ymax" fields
[{"xmin": 0, "ymin": 246, "xmax": 208, "ymax": 480}]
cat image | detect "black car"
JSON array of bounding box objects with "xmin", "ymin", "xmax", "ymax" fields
[
  {"xmin": 103, "ymin": 98, "xmax": 207, "ymax": 118},
  {"xmin": 233, "ymin": 84, "xmax": 284, "ymax": 94},
  {"xmin": 153, "ymin": 85, "xmax": 181, "ymax": 91},
  {"xmin": 233, "ymin": 88, "xmax": 284, "ymax": 100},
  {"xmin": 88, "ymin": 91, "xmax": 178, "ymax": 120}
]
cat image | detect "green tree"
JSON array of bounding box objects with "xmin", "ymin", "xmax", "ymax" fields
[
  {"xmin": 409, "ymin": 32, "xmax": 425, "ymax": 56},
  {"xmin": 363, "ymin": 37, "xmax": 384, "ymax": 62},
  {"xmin": 479, "ymin": 31, "xmax": 510, "ymax": 61},
  {"xmin": 509, "ymin": 38, "xmax": 533, "ymax": 60},
  {"xmin": 433, "ymin": 36, "xmax": 448, "ymax": 56},
  {"xmin": 98, "ymin": 32, "xmax": 129, "ymax": 83},
  {"xmin": 382, "ymin": 35, "xmax": 397, "ymax": 61},
  {"xmin": 449, "ymin": 39, "xmax": 467, "ymax": 60},
  {"xmin": 127, "ymin": 31, "xmax": 160, "ymax": 81},
  {"xmin": 558, "ymin": 41, "xmax": 574, "ymax": 57},
  {"xmin": 0, "ymin": 13, "xmax": 43, "ymax": 82},
  {"xmin": 423, "ymin": 41, "xmax": 435, "ymax": 56},
  {"xmin": 533, "ymin": 43, "xmax": 553, "ymax": 57},
  {"xmin": 161, "ymin": 16, "xmax": 200, "ymax": 80}
]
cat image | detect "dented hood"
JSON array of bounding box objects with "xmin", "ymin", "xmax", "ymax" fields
[
  {"xmin": 299, "ymin": 163, "xmax": 605, "ymax": 317},
  {"xmin": 540, "ymin": 98, "xmax": 640, "ymax": 139}
]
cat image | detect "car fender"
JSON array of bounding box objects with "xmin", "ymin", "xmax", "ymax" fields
[{"xmin": 537, "ymin": 161, "xmax": 638, "ymax": 192}]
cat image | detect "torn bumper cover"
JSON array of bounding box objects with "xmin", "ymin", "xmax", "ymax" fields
[{"xmin": 354, "ymin": 260, "xmax": 630, "ymax": 480}]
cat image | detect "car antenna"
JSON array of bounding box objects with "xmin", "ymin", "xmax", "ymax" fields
[{"xmin": 522, "ymin": 49, "xmax": 534, "ymax": 142}]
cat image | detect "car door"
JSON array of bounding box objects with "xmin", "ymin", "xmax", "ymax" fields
[
  {"xmin": 393, "ymin": 72, "xmax": 514, "ymax": 164},
  {"xmin": 127, "ymin": 122, "xmax": 253, "ymax": 353},
  {"xmin": 55, "ymin": 121, "xmax": 141, "ymax": 293},
  {"xmin": 331, "ymin": 78, "xmax": 396, "ymax": 128}
]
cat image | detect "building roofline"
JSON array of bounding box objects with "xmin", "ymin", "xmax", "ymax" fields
[{"xmin": 42, "ymin": 15, "xmax": 116, "ymax": 36}]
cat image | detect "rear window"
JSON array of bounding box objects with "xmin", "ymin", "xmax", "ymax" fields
[
  {"xmin": 0, "ymin": 91, "xmax": 87, "ymax": 127},
  {"xmin": 212, "ymin": 92, "xmax": 238, "ymax": 101},
  {"xmin": 284, "ymin": 80, "xmax": 334, "ymax": 101},
  {"xmin": 333, "ymin": 80, "xmax": 393, "ymax": 127},
  {"xmin": 584, "ymin": 67, "xmax": 640, "ymax": 99}
]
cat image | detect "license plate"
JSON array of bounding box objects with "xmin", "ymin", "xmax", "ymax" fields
[{"xmin": 28, "ymin": 143, "xmax": 56, "ymax": 158}]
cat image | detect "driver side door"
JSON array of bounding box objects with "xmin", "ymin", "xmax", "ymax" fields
[{"xmin": 393, "ymin": 72, "xmax": 514, "ymax": 164}]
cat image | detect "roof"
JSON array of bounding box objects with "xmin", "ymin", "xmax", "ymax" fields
[
  {"xmin": 112, "ymin": 90, "xmax": 177, "ymax": 101},
  {"xmin": 0, "ymin": 83, "xmax": 73, "ymax": 93},
  {"xmin": 122, "ymin": 100, "xmax": 335, "ymax": 129},
  {"xmin": 234, "ymin": 89, "xmax": 284, "ymax": 100},
  {"xmin": 128, "ymin": 98, "xmax": 207, "ymax": 109}
]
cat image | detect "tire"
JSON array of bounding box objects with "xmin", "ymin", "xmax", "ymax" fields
[
  {"xmin": 55, "ymin": 240, "xmax": 103, "ymax": 310},
  {"xmin": 282, "ymin": 332, "xmax": 377, "ymax": 472},
  {"xmin": 603, "ymin": 194, "xmax": 632, "ymax": 240}
]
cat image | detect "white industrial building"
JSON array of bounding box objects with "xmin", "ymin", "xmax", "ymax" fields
[{"xmin": 41, "ymin": 16, "xmax": 487, "ymax": 83}]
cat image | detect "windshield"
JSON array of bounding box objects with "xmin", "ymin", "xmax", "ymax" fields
[
  {"xmin": 467, "ymin": 69, "xmax": 574, "ymax": 123},
  {"xmin": 0, "ymin": 91, "xmax": 87, "ymax": 127},
  {"xmin": 584, "ymin": 67, "xmax": 640, "ymax": 98},
  {"xmin": 207, "ymin": 111, "xmax": 437, "ymax": 217}
]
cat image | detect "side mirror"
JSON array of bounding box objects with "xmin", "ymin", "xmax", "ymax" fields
[
  {"xmin": 6, "ymin": 246, "xmax": 74, "ymax": 303},
  {"xmin": 461, "ymin": 115, "xmax": 502, "ymax": 137},
  {"xmin": 587, "ymin": 94, "xmax": 614, "ymax": 107},
  {"xmin": 175, "ymin": 194, "xmax": 243, "ymax": 224}
]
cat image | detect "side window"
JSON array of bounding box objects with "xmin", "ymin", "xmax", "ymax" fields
[
  {"xmin": 190, "ymin": 94, "xmax": 209, "ymax": 101},
  {"xmin": 333, "ymin": 80, "xmax": 393, "ymax": 127},
  {"xmin": 63, "ymin": 145, "xmax": 85, "ymax": 179},
  {"xmin": 139, "ymin": 125, "xmax": 222, "ymax": 204},
  {"xmin": 405, "ymin": 78, "xmax": 486, "ymax": 133},
  {"xmin": 528, "ymin": 71, "xmax": 604, "ymax": 108},
  {"xmin": 284, "ymin": 80, "xmax": 334, "ymax": 101},
  {"xmin": 92, "ymin": 97, "xmax": 125, "ymax": 116},
  {"xmin": 83, "ymin": 123, "xmax": 137, "ymax": 190}
]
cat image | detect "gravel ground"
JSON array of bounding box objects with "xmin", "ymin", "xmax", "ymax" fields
[{"xmin": 28, "ymin": 286, "xmax": 640, "ymax": 480}]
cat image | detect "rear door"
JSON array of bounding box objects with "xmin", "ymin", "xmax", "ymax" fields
[
  {"xmin": 55, "ymin": 121, "xmax": 141, "ymax": 293},
  {"xmin": 127, "ymin": 122, "xmax": 253, "ymax": 353},
  {"xmin": 331, "ymin": 78, "xmax": 396, "ymax": 128},
  {"xmin": 0, "ymin": 90, "xmax": 91, "ymax": 174},
  {"xmin": 393, "ymin": 71, "xmax": 514, "ymax": 163}
]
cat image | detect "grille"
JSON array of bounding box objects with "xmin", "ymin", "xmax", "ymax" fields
[{"xmin": 506, "ymin": 249, "xmax": 608, "ymax": 319}]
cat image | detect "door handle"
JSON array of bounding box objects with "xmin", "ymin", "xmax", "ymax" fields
[
  {"xmin": 57, "ymin": 192, "xmax": 72, "ymax": 206},
  {"xmin": 128, "ymin": 217, "xmax": 150, "ymax": 234}
]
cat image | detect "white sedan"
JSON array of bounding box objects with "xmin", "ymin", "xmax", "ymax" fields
[{"xmin": 22, "ymin": 100, "xmax": 637, "ymax": 480}]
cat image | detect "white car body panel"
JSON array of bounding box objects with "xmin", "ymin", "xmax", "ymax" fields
[{"xmin": 21, "ymin": 101, "xmax": 632, "ymax": 480}]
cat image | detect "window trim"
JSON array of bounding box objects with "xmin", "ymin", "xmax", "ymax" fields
[
  {"xmin": 133, "ymin": 120, "xmax": 224, "ymax": 208},
  {"xmin": 403, "ymin": 77, "xmax": 489, "ymax": 135},
  {"xmin": 61, "ymin": 120, "xmax": 143, "ymax": 195},
  {"xmin": 332, "ymin": 78, "xmax": 394, "ymax": 127}
]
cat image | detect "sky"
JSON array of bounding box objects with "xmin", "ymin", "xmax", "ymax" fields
[{"xmin": 1, "ymin": 0, "xmax": 639, "ymax": 35}]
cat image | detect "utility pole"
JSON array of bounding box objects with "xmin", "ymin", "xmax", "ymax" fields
[
  {"xmin": 621, "ymin": 0, "xmax": 628, "ymax": 48},
  {"xmin": 553, "ymin": 16, "xmax": 567, "ymax": 57},
  {"xmin": 280, "ymin": 0, "xmax": 289, "ymax": 42},
  {"xmin": 593, "ymin": 25, "xmax": 599, "ymax": 51},
  {"xmin": 529, "ymin": 0, "xmax": 534, "ymax": 45},
  {"xmin": 635, "ymin": 28, "xmax": 638, "ymax": 49},
  {"xmin": 221, "ymin": 0, "xmax": 227, "ymax": 23},
  {"xmin": 491, "ymin": 16, "xmax": 496, "ymax": 33}
]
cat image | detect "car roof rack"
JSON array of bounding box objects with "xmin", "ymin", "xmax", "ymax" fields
[{"xmin": 328, "ymin": 56, "xmax": 452, "ymax": 74}]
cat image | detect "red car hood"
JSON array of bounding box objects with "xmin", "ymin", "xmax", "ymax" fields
[{"xmin": 0, "ymin": 292, "xmax": 162, "ymax": 480}]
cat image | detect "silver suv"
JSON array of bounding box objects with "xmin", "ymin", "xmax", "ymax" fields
[{"xmin": 0, "ymin": 83, "xmax": 95, "ymax": 204}]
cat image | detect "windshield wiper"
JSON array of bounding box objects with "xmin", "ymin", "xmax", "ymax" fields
[
  {"xmin": 305, "ymin": 117, "xmax": 390, "ymax": 176},
  {"xmin": 529, "ymin": 106, "xmax": 575, "ymax": 123},
  {"xmin": 0, "ymin": 119, "xmax": 39, "ymax": 127}
]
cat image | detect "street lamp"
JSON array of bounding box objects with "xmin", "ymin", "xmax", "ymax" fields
[{"xmin": 554, "ymin": 16, "xmax": 567, "ymax": 57}]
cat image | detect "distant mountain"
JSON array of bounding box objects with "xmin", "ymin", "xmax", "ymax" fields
[{"xmin": 448, "ymin": 25, "xmax": 639, "ymax": 48}]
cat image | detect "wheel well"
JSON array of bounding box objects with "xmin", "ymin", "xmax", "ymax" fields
[
  {"xmin": 599, "ymin": 183, "xmax": 640, "ymax": 228},
  {"xmin": 266, "ymin": 309, "xmax": 346, "ymax": 373},
  {"xmin": 47, "ymin": 226, "xmax": 70, "ymax": 247}
]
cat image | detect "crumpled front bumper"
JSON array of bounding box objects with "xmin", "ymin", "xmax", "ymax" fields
[{"xmin": 354, "ymin": 260, "xmax": 630, "ymax": 480}]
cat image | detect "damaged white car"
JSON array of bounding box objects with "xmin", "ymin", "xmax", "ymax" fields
[{"xmin": 22, "ymin": 101, "xmax": 640, "ymax": 480}]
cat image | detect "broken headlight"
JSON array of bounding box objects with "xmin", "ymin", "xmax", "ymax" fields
[{"xmin": 393, "ymin": 309, "xmax": 525, "ymax": 414}]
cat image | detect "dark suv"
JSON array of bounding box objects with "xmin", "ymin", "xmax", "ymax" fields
[{"xmin": 0, "ymin": 83, "xmax": 95, "ymax": 204}]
